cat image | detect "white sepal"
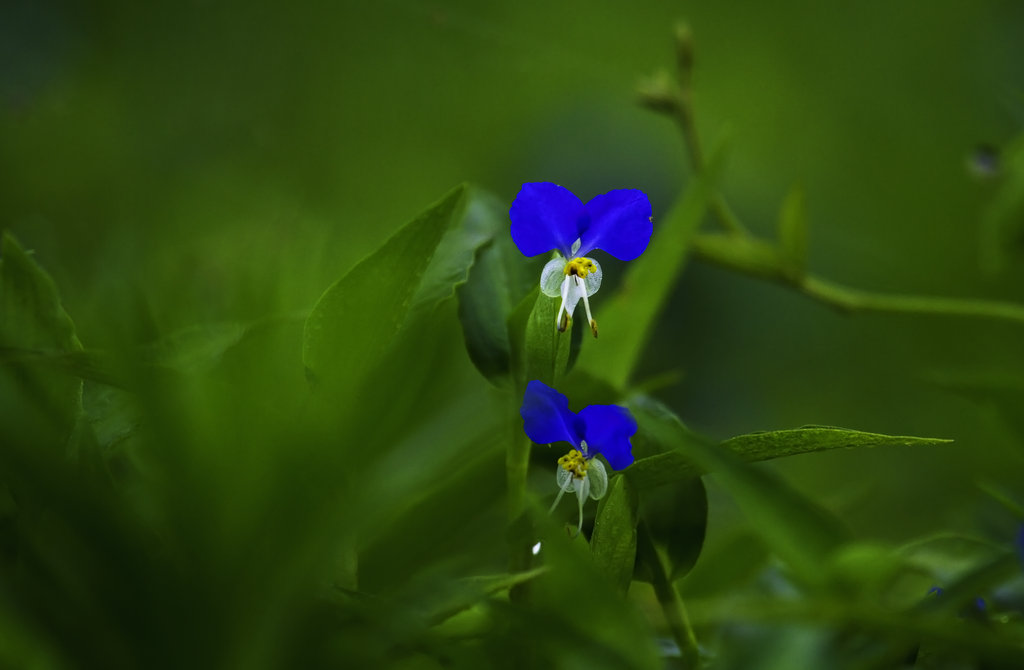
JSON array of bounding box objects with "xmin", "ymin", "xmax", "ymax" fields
[
  {"xmin": 587, "ymin": 458, "xmax": 607, "ymax": 500},
  {"xmin": 540, "ymin": 257, "xmax": 566, "ymax": 297},
  {"xmin": 581, "ymin": 258, "xmax": 602, "ymax": 296},
  {"xmin": 555, "ymin": 465, "xmax": 574, "ymax": 492}
]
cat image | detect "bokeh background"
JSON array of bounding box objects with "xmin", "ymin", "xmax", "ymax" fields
[{"xmin": 4, "ymin": 0, "xmax": 1024, "ymax": 662}]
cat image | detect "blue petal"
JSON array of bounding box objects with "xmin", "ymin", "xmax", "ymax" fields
[
  {"xmin": 579, "ymin": 404, "xmax": 637, "ymax": 470},
  {"xmin": 510, "ymin": 183, "xmax": 585, "ymax": 258},
  {"xmin": 578, "ymin": 189, "xmax": 653, "ymax": 260},
  {"xmin": 521, "ymin": 380, "xmax": 583, "ymax": 446}
]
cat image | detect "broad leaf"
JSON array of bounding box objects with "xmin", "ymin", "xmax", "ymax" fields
[
  {"xmin": 457, "ymin": 191, "xmax": 538, "ymax": 387},
  {"xmin": 303, "ymin": 184, "xmax": 476, "ymax": 399},
  {"xmin": 590, "ymin": 473, "xmax": 639, "ymax": 593}
]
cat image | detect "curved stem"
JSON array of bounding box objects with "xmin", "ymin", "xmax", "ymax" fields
[
  {"xmin": 690, "ymin": 232, "xmax": 1024, "ymax": 326},
  {"xmin": 637, "ymin": 521, "xmax": 700, "ymax": 668}
]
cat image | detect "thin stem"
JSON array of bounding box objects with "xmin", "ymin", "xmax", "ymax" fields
[
  {"xmin": 637, "ymin": 521, "xmax": 700, "ymax": 669},
  {"xmin": 799, "ymin": 275, "xmax": 1024, "ymax": 324},
  {"xmin": 690, "ymin": 232, "xmax": 1024, "ymax": 326}
]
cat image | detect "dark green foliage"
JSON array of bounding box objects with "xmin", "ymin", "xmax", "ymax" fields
[{"xmin": 3, "ymin": 4, "xmax": 1024, "ymax": 668}]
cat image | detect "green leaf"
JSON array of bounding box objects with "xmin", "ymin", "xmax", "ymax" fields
[
  {"xmin": 456, "ymin": 191, "xmax": 538, "ymax": 387},
  {"xmin": 590, "ymin": 473, "xmax": 639, "ymax": 593},
  {"xmin": 302, "ymin": 184, "xmax": 469, "ymax": 396},
  {"xmin": 642, "ymin": 477, "xmax": 708, "ymax": 580},
  {"xmin": 0, "ymin": 233, "xmax": 80, "ymax": 353},
  {"xmin": 777, "ymin": 184, "xmax": 807, "ymax": 276},
  {"xmin": 628, "ymin": 396, "xmax": 848, "ymax": 583},
  {"xmin": 509, "ymin": 290, "xmax": 572, "ymax": 389},
  {"xmin": 574, "ymin": 142, "xmax": 723, "ymax": 389},
  {"xmin": 626, "ymin": 424, "xmax": 951, "ymax": 489},
  {"xmin": 979, "ymin": 132, "xmax": 1024, "ymax": 274},
  {"xmin": 0, "ymin": 232, "xmax": 83, "ymax": 445},
  {"xmin": 425, "ymin": 568, "xmax": 548, "ymax": 626},
  {"xmin": 926, "ymin": 368, "xmax": 1024, "ymax": 438},
  {"xmin": 722, "ymin": 425, "xmax": 953, "ymax": 462}
]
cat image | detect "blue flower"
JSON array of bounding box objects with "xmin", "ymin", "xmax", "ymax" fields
[
  {"xmin": 520, "ymin": 380, "xmax": 637, "ymax": 532},
  {"xmin": 510, "ymin": 182, "xmax": 653, "ymax": 337}
]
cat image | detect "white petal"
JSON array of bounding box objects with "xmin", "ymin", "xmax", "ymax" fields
[
  {"xmin": 556, "ymin": 466, "xmax": 574, "ymax": 492},
  {"xmin": 540, "ymin": 257, "xmax": 566, "ymax": 297},
  {"xmin": 587, "ymin": 459, "xmax": 608, "ymax": 500},
  {"xmin": 582, "ymin": 257, "xmax": 602, "ymax": 296}
]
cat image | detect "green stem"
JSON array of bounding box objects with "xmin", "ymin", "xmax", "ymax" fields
[
  {"xmin": 800, "ymin": 274, "xmax": 1024, "ymax": 324},
  {"xmin": 691, "ymin": 232, "xmax": 1024, "ymax": 326},
  {"xmin": 507, "ymin": 400, "xmax": 533, "ymax": 597},
  {"xmin": 637, "ymin": 521, "xmax": 700, "ymax": 668}
]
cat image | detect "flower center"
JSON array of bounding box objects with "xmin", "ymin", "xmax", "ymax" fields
[
  {"xmin": 563, "ymin": 257, "xmax": 597, "ymax": 278},
  {"xmin": 557, "ymin": 448, "xmax": 588, "ymax": 479}
]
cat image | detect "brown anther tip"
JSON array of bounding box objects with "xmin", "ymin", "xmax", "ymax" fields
[
  {"xmin": 590, "ymin": 320, "xmax": 599, "ymax": 338},
  {"xmin": 558, "ymin": 312, "xmax": 570, "ymax": 332}
]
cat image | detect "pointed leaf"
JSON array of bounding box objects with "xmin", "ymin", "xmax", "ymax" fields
[
  {"xmin": 0, "ymin": 232, "xmax": 83, "ymax": 444},
  {"xmin": 627, "ymin": 425, "xmax": 951, "ymax": 489},
  {"xmin": 303, "ymin": 185, "xmax": 468, "ymax": 396},
  {"xmin": 629, "ymin": 396, "xmax": 848, "ymax": 583}
]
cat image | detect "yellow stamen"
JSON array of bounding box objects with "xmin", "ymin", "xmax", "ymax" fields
[
  {"xmin": 563, "ymin": 257, "xmax": 596, "ymax": 278},
  {"xmin": 557, "ymin": 449, "xmax": 588, "ymax": 479}
]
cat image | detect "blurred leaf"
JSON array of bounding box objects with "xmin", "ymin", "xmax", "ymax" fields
[
  {"xmin": 678, "ymin": 528, "xmax": 769, "ymax": 599},
  {"xmin": 898, "ymin": 533, "xmax": 1009, "ymax": 585},
  {"xmin": 632, "ymin": 474, "xmax": 708, "ymax": 582},
  {"xmin": 456, "ymin": 191, "xmax": 537, "ymax": 387},
  {"xmin": 574, "ymin": 142, "xmax": 723, "ymax": 389},
  {"xmin": 641, "ymin": 476, "xmax": 708, "ymax": 580},
  {"xmin": 425, "ymin": 568, "xmax": 548, "ymax": 626},
  {"xmin": 590, "ymin": 474, "xmax": 639, "ymax": 593},
  {"xmin": 690, "ymin": 232, "xmax": 786, "ymax": 279},
  {"xmin": 629, "ymin": 395, "xmax": 848, "ymax": 583},
  {"xmin": 979, "ymin": 133, "xmax": 1024, "ymax": 274},
  {"xmin": 777, "ymin": 184, "xmax": 807, "ymax": 276},
  {"xmin": 926, "ymin": 368, "xmax": 1024, "ymax": 438},
  {"xmin": 627, "ymin": 424, "xmax": 951, "ymax": 489},
  {"xmin": 512, "ymin": 501, "xmax": 662, "ymax": 670},
  {"xmin": 0, "ymin": 232, "xmax": 80, "ymax": 352},
  {"xmin": 303, "ymin": 184, "xmax": 468, "ymax": 396},
  {"xmin": 0, "ymin": 232, "xmax": 83, "ymax": 446}
]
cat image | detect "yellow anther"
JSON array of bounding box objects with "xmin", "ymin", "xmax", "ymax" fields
[
  {"xmin": 563, "ymin": 257, "xmax": 596, "ymax": 278},
  {"xmin": 557, "ymin": 449, "xmax": 588, "ymax": 479}
]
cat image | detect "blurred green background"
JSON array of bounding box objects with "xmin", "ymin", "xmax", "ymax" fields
[{"xmin": 4, "ymin": 0, "xmax": 1024, "ymax": 664}]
